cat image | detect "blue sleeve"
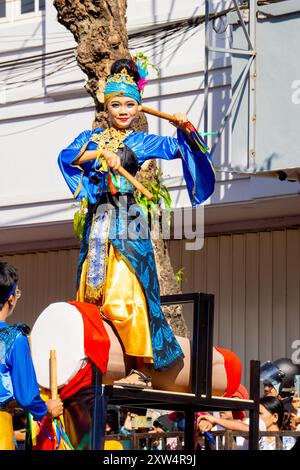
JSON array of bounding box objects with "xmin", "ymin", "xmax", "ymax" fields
[
  {"xmin": 7, "ymin": 334, "xmax": 47, "ymax": 421},
  {"xmin": 130, "ymin": 130, "xmax": 215, "ymax": 207},
  {"xmin": 177, "ymin": 129, "xmax": 215, "ymax": 206},
  {"xmin": 135, "ymin": 132, "xmax": 180, "ymax": 165},
  {"xmin": 57, "ymin": 129, "xmax": 98, "ymax": 201}
]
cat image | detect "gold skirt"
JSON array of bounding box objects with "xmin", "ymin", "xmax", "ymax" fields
[
  {"xmin": 77, "ymin": 242, "xmax": 153, "ymax": 363},
  {"xmin": 0, "ymin": 411, "xmax": 15, "ymax": 450}
]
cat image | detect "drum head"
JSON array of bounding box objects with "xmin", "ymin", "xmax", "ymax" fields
[{"xmin": 31, "ymin": 302, "xmax": 86, "ymax": 389}]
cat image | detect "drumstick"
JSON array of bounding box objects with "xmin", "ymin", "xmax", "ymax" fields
[
  {"xmin": 50, "ymin": 349, "xmax": 58, "ymax": 400},
  {"xmin": 140, "ymin": 105, "xmax": 179, "ymax": 123},
  {"xmin": 116, "ymin": 165, "xmax": 153, "ymax": 200}
]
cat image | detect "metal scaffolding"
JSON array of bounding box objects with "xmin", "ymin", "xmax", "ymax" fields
[
  {"xmin": 204, "ymin": 0, "xmax": 256, "ymax": 164},
  {"xmin": 204, "ymin": 0, "xmax": 300, "ymax": 182}
]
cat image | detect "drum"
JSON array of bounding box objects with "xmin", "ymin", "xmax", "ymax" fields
[
  {"xmin": 31, "ymin": 302, "xmax": 87, "ymax": 389},
  {"xmin": 31, "ymin": 302, "xmax": 233, "ymax": 397},
  {"xmin": 31, "ymin": 301, "xmax": 109, "ymax": 450}
]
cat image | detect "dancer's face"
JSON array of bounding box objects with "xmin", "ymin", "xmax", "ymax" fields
[{"xmin": 107, "ymin": 96, "xmax": 139, "ymax": 129}]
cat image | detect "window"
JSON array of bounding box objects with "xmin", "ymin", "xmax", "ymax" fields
[
  {"xmin": 0, "ymin": 0, "xmax": 6, "ymax": 19},
  {"xmin": 20, "ymin": 0, "xmax": 45, "ymax": 15},
  {"xmin": 21, "ymin": 0, "xmax": 34, "ymax": 14}
]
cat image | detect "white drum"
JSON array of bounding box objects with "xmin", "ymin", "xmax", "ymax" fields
[
  {"xmin": 31, "ymin": 302, "xmax": 87, "ymax": 389},
  {"xmin": 31, "ymin": 302, "xmax": 230, "ymax": 397}
]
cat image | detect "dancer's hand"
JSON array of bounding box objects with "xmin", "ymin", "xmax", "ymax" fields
[
  {"xmin": 46, "ymin": 398, "xmax": 64, "ymax": 418},
  {"xmin": 102, "ymin": 149, "xmax": 121, "ymax": 170},
  {"xmin": 170, "ymin": 112, "xmax": 188, "ymax": 130}
]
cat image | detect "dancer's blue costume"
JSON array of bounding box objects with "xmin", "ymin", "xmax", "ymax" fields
[{"xmin": 58, "ymin": 128, "xmax": 215, "ymax": 369}]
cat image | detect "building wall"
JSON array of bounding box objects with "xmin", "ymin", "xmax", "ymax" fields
[
  {"xmin": 1, "ymin": 0, "xmax": 299, "ymax": 251},
  {"xmin": 169, "ymin": 227, "xmax": 300, "ymax": 386},
  {"xmin": 2, "ymin": 226, "xmax": 300, "ymax": 388}
]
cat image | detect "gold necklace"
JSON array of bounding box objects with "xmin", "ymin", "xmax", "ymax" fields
[{"xmin": 91, "ymin": 127, "xmax": 133, "ymax": 153}]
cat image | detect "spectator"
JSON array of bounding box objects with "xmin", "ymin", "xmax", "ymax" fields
[
  {"xmin": 0, "ymin": 261, "xmax": 63, "ymax": 450},
  {"xmin": 258, "ymin": 396, "xmax": 296, "ymax": 450}
]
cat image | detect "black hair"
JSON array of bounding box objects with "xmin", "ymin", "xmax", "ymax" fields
[
  {"xmin": 259, "ymin": 396, "xmax": 284, "ymax": 428},
  {"xmin": 0, "ymin": 261, "xmax": 18, "ymax": 310},
  {"xmin": 110, "ymin": 58, "xmax": 140, "ymax": 85}
]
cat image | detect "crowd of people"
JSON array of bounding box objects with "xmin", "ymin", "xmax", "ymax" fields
[
  {"xmin": 104, "ymin": 357, "xmax": 300, "ymax": 451},
  {"xmin": 104, "ymin": 407, "xmax": 185, "ymax": 450},
  {"xmin": 196, "ymin": 358, "xmax": 300, "ymax": 450}
]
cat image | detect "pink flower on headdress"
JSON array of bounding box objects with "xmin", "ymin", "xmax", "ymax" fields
[{"xmin": 137, "ymin": 77, "xmax": 148, "ymax": 92}]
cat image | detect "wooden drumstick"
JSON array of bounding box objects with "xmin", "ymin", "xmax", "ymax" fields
[
  {"xmin": 116, "ymin": 165, "xmax": 153, "ymax": 200},
  {"xmin": 50, "ymin": 349, "xmax": 58, "ymax": 400},
  {"xmin": 140, "ymin": 105, "xmax": 179, "ymax": 123}
]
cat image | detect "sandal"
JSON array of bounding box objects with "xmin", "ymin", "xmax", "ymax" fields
[{"xmin": 113, "ymin": 369, "xmax": 153, "ymax": 389}]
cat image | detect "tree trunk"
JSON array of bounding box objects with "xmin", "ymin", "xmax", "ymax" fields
[{"xmin": 53, "ymin": 0, "xmax": 188, "ymax": 337}]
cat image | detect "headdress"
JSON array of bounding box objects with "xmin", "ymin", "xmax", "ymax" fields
[
  {"xmin": 103, "ymin": 54, "xmax": 157, "ymax": 108},
  {"xmin": 104, "ymin": 67, "xmax": 141, "ymax": 107}
]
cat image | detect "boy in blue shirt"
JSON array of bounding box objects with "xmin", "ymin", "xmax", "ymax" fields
[{"xmin": 0, "ymin": 261, "xmax": 63, "ymax": 449}]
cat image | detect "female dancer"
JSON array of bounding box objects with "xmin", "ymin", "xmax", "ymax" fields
[{"xmin": 58, "ymin": 58, "xmax": 215, "ymax": 387}]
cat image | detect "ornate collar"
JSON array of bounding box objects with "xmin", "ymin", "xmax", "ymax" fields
[{"xmin": 91, "ymin": 127, "xmax": 133, "ymax": 153}]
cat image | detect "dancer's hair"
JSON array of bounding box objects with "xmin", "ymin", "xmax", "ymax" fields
[{"xmin": 110, "ymin": 58, "xmax": 140, "ymax": 84}]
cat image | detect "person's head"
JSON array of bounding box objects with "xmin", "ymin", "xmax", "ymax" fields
[
  {"xmin": 260, "ymin": 361, "xmax": 285, "ymax": 397},
  {"xmin": 151, "ymin": 414, "xmax": 177, "ymax": 433},
  {"xmin": 150, "ymin": 420, "xmax": 165, "ymax": 433},
  {"xmin": 105, "ymin": 421, "xmax": 112, "ymax": 434},
  {"xmin": 0, "ymin": 262, "xmax": 21, "ymax": 319},
  {"xmin": 273, "ymin": 358, "xmax": 300, "ymax": 398},
  {"xmin": 259, "ymin": 396, "xmax": 284, "ymax": 430},
  {"xmin": 104, "ymin": 58, "xmax": 143, "ymax": 129},
  {"xmin": 263, "ymin": 381, "xmax": 278, "ymax": 397}
]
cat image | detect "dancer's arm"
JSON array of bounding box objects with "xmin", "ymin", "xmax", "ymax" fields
[{"xmin": 74, "ymin": 148, "xmax": 121, "ymax": 170}]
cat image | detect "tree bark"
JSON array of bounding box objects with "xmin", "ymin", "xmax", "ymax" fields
[{"xmin": 53, "ymin": 0, "xmax": 188, "ymax": 336}]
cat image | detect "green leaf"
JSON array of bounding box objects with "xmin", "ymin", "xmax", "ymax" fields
[
  {"xmin": 73, "ymin": 198, "xmax": 88, "ymax": 241},
  {"xmin": 176, "ymin": 267, "xmax": 187, "ymax": 286}
]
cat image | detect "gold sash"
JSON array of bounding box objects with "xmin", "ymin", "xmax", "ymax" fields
[{"xmin": 77, "ymin": 242, "xmax": 153, "ymax": 363}]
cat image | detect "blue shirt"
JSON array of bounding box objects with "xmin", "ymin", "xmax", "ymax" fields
[{"xmin": 0, "ymin": 321, "xmax": 47, "ymax": 421}]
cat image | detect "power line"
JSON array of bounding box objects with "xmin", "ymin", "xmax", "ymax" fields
[
  {"xmin": 4, "ymin": 58, "xmax": 77, "ymax": 88},
  {"xmin": 0, "ymin": 101, "xmax": 93, "ymax": 138},
  {"xmin": 0, "ymin": 47, "xmax": 75, "ymax": 70},
  {"xmin": 1, "ymin": 2, "xmax": 289, "ymax": 90}
]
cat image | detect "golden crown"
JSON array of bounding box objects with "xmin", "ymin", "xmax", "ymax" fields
[{"xmin": 106, "ymin": 68, "xmax": 137, "ymax": 87}]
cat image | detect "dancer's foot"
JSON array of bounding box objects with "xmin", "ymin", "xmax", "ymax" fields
[{"xmin": 113, "ymin": 369, "xmax": 152, "ymax": 389}]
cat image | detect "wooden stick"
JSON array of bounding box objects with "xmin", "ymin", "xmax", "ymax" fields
[
  {"xmin": 141, "ymin": 105, "xmax": 179, "ymax": 123},
  {"xmin": 50, "ymin": 350, "xmax": 58, "ymax": 400},
  {"xmin": 117, "ymin": 165, "xmax": 153, "ymax": 200},
  {"xmin": 75, "ymin": 152, "xmax": 153, "ymax": 200}
]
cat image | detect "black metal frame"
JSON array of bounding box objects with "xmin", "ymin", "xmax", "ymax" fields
[{"xmin": 96, "ymin": 293, "xmax": 260, "ymax": 450}]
